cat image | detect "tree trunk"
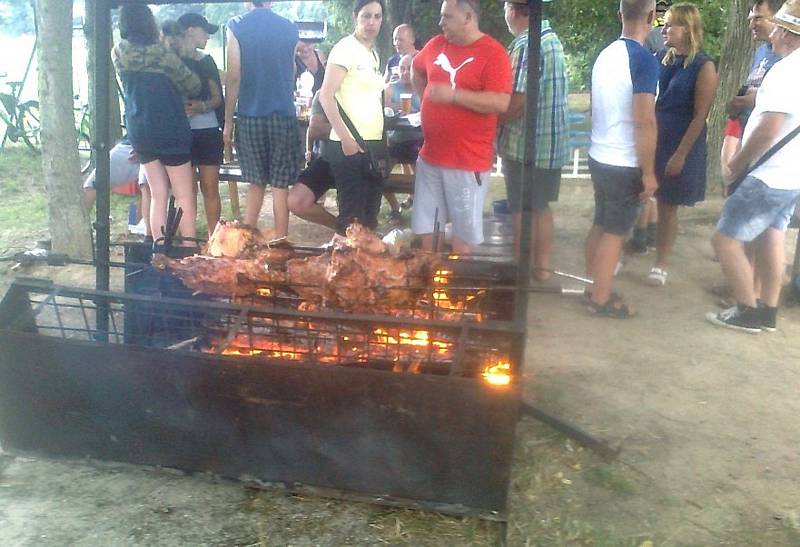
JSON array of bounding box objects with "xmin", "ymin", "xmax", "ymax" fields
[
  {"xmin": 83, "ymin": 0, "xmax": 121, "ymax": 148},
  {"xmin": 36, "ymin": 0, "xmax": 93, "ymax": 258},
  {"xmin": 706, "ymin": 0, "xmax": 754, "ymax": 195}
]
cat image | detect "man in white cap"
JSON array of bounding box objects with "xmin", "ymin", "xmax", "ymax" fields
[{"xmin": 707, "ymin": 0, "xmax": 800, "ymax": 333}]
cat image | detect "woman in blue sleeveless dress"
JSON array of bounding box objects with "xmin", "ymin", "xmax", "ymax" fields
[{"xmin": 648, "ymin": 3, "xmax": 718, "ymax": 286}]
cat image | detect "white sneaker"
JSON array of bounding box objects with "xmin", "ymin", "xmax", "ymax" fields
[
  {"xmin": 128, "ymin": 218, "xmax": 147, "ymax": 235},
  {"xmin": 647, "ymin": 266, "xmax": 668, "ymax": 286}
]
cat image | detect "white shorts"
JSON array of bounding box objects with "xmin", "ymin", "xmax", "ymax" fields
[{"xmin": 411, "ymin": 157, "xmax": 490, "ymax": 246}]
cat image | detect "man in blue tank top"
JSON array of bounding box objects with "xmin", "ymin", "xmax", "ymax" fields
[{"xmin": 224, "ymin": 2, "xmax": 302, "ymax": 238}]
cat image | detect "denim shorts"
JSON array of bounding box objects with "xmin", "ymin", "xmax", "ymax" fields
[
  {"xmin": 588, "ymin": 157, "xmax": 643, "ymax": 236},
  {"xmin": 716, "ymin": 176, "xmax": 800, "ymax": 242}
]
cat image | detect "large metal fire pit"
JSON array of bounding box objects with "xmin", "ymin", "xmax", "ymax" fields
[{"xmin": 0, "ymin": 276, "xmax": 522, "ymax": 519}]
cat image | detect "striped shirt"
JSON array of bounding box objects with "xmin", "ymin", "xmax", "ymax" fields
[{"xmin": 497, "ymin": 21, "xmax": 569, "ymax": 169}]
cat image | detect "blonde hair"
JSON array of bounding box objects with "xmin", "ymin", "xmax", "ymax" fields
[{"xmin": 662, "ymin": 3, "xmax": 704, "ymax": 68}]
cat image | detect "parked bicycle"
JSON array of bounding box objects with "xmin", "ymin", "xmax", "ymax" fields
[
  {"xmin": 75, "ymin": 98, "xmax": 93, "ymax": 174},
  {"xmin": 0, "ymin": 79, "xmax": 41, "ymax": 152}
]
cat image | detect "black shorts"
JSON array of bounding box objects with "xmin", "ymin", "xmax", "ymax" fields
[
  {"xmin": 137, "ymin": 151, "xmax": 191, "ymax": 166},
  {"xmin": 588, "ymin": 157, "xmax": 643, "ymax": 236},
  {"xmin": 501, "ymin": 159, "xmax": 561, "ymax": 212},
  {"xmin": 388, "ymin": 139, "xmax": 422, "ymax": 165},
  {"xmin": 191, "ymin": 127, "xmax": 224, "ymax": 166},
  {"xmin": 296, "ymin": 157, "xmax": 335, "ymax": 201}
]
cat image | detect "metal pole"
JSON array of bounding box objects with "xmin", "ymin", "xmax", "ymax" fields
[
  {"xmin": 511, "ymin": 0, "xmax": 542, "ymax": 365},
  {"xmin": 92, "ymin": 0, "xmax": 112, "ymax": 340}
]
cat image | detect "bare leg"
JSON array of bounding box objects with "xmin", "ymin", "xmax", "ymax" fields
[
  {"xmin": 512, "ymin": 209, "xmax": 554, "ymax": 280},
  {"xmin": 243, "ymin": 184, "xmax": 266, "ymax": 227},
  {"xmin": 712, "ymin": 231, "xmax": 757, "ymax": 308},
  {"xmin": 533, "ymin": 208, "xmax": 553, "ymax": 281},
  {"xmin": 745, "ymin": 242, "xmax": 762, "ymax": 299},
  {"xmin": 140, "ymin": 182, "xmax": 152, "ymax": 237},
  {"xmin": 754, "ymin": 228, "xmax": 785, "ymax": 307},
  {"xmin": 588, "ymin": 230, "xmax": 624, "ymax": 305},
  {"xmin": 288, "ymin": 184, "xmax": 336, "ymax": 230},
  {"xmin": 584, "ymin": 224, "xmax": 604, "ymax": 279},
  {"xmin": 83, "ymin": 188, "xmax": 96, "ymax": 211},
  {"xmin": 655, "ymin": 200, "xmax": 679, "ymax": 269},
  {"xmin": 635, "ymin": 200, "xmax": 650, "ymax": 229},
  {"xmin": 198, "ymin": 164, "xmax": 221, "ymax": 235},
  {"xmin": 451, "ymin": 236, "xmax": 473, "ymax": 255},
  {"xmin": 142, "ymin": 160, "xmax": 171, "ymax": 241},
  {"xmin": 272, "ymin": 187, "xmax": 289, "ymax": 238},
  {"xmin": 165, "ymin": 162, "xmax": 197, "ymax": 240}
]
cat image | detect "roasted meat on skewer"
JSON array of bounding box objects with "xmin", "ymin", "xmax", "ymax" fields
[
  {"xmin": 154, "ymin": 221, "xmax": 437, "ymax": 310},
  {"xmin": 152, "ymin": 254, "xmax": 286, "ymax": 297}
]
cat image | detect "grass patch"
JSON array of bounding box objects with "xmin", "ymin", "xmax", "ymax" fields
[
  {"xmin": 584, "ymin": 464, "xmax": 637, "ymax": 496},
  {"xmin": 0, "ymin": 145, "xmax": 43, "ymax": 197}
]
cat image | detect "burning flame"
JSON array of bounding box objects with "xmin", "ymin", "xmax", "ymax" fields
[
  {"xmin": 373, "ymin": 328, "xmax": 450, "ymax": 355},
  {"xmin": 482, "ymin": 361, "xmax": 512, "ymax": 386},
  {"xmin": 256, "ymin": 288, "xmax": 272, "ymax": 297}
]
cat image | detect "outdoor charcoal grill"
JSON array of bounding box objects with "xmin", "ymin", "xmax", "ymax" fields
[
  {"xmin": 0, "ymin": 243, "xmax": 524, "ymax": 518},
  {"xmin": 0, "ymin": 0, "xmax": 549, "ymax": 527}
]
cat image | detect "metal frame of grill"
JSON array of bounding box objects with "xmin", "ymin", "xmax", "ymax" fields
[{"xmin": 0, "ymin": 0, "xmax": 549, "ymax": 524}]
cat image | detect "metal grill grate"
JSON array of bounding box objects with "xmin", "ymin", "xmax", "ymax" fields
[{"xmin": 4, "ymin": 281, "xmax": 515, "ymax": 382}]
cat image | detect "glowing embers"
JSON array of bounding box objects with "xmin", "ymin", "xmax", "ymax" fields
[
  {"xmin": 428, "ymin": 268, "xmax": 485, "ymax": 321},
  {"xmin": 202, "ymin": 316, "xmax": 512, "ymax": 383},
  {"xmin": 482, "ymin": 361, "xmax": 512, "ymax": 386}
]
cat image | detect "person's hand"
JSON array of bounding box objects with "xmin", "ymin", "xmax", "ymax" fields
[
  {"xmin": 341, "ymin": 135, "xmax": 363, "ymax": 156},
  {"xmin": 721, "ymin": 163, "xmax": 734, "ymax": 184},
  {"xmin": 664, "ymin": 153, "xmax": 685, "ymax": 177},
  {"xmin": 427, "ymin": 83, "xmax": 457, "ymax": 105},
  {"xmin": 726, "ymin": 91, "xmax": 755, "ymax": 117},
  {"xmin": 640, "ymin": 173, "xmax": 657, "ymax": 202},
  {"xmin": 185, "ymin": 99, "xmax": 205, "ymax": 116}
]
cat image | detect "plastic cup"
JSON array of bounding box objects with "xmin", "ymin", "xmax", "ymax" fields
[{"xmin": 400, "ymin": 93, "xmax": 413, "ymax": 113}]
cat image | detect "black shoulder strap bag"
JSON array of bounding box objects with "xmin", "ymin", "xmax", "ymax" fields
[
  {"xmin": 335, "ymin": 99, "xmax": 388, "ymax": 182},
  {"xmin": 727, "ymin": 123, "xmax": 800, "ymax": 196}
]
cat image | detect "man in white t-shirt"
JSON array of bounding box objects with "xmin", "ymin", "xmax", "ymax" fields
[
  {"xmin": 584, "ymin": 0, "xmax": 659, "ymax": 318},
  {"xmin": 707, "ymin": 0, "xmax": 800, "ymax": 333}
]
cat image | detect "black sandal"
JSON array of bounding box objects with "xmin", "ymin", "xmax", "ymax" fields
[
  {"xmin": 586, "ymin": 297, "xmax": 636, "ymax": 318},
  {"xmin": 583, "ymin": 289, "xmax": 622, "ymax": 304}
]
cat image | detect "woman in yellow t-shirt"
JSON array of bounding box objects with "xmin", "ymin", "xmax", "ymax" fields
[{"xmin": 319, "ymin": 0, "xmax": 387, "ymax": 236}]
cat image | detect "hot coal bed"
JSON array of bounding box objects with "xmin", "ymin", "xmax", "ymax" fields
[{"xmin": 0, "ymin": 242, "xmax": 523, "ymax": 519}]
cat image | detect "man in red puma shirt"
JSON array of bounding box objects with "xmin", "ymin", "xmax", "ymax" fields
[{"xmin": 411, "ymin": 0, "xmax": 512, "ymax": 254}]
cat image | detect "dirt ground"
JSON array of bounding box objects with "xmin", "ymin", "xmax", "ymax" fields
[{"xmin": 1, "ymin": 177, "xmax": 799, "ymax": 546}]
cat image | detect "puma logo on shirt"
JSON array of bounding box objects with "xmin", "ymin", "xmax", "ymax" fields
[{"xmin": 433, "ymin": 52, "xmax": 475, "ymax": 89}]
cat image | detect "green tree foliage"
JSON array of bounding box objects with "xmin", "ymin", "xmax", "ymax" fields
[
  {"xmin": 323, "ymin": 0, "xmax": 509, "ymax": 66},
  {"xmin": 548, "ymin": 0, "xmax": 731, "ymax": 90},
  {"xmin": 0, "ymin": 0, "xmax": 34, "ymax": 36}
]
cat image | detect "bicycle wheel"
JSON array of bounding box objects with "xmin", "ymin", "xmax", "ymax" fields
[{"xmin": 18, "ymin": 101, "xmax": 41, "ymax": 152}]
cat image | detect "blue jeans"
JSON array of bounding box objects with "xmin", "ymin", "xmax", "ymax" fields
[{"xmin": 716, "ymin": 176, "xmax": 800, "ymax": 242}]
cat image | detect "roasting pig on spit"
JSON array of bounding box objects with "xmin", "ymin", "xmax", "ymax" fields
[{"xmin": 151, "ymin": 220, "xmax": 436, "ymax": 311}]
